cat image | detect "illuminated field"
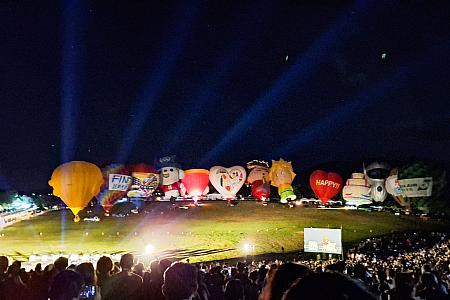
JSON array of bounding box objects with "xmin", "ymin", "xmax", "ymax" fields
[{"xmin": 0, "ymin": 202, "xmax": 447, "ymax": 262}]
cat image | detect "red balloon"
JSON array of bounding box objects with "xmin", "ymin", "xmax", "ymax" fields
[
  {"xmin": 182, "ymin": 169, "xmax": 210, "ymax": 198},
  {"xmin": 251, "ymin": 180, "xmax": 270, "ymax": 200},
  {"xmin": 309, "ymin": 170, "xmax": 343, "ymax": 204}
]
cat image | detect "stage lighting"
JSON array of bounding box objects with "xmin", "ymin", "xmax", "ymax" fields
[{"xmin": 145, "ymin": 244, "xmax": 155, "ymax": 255}]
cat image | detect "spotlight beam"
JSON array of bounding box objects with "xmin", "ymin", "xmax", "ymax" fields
[
  {"xmin": 115, "ymin": 0, "xmax": 201, "ymax": 163},
  {"xmin": 60, "ymin": 0, "xmax": 87, "ymax": 163},
  {"xmin": 162, "ymin": 2, "xmax": 274, "ymax": 154},
  {"xmin": 272, "ymin": 43, "xmax": 450, "ymax": 157},
  {"xmin": 198, "ymin": 1, "xmax": 377, "ymax": 166},
  {"xmin": 60, "ymin": 0, "xmax": 88, "ymax": 245},
  {"xmin": 273, "ymin": 70, "xmax": 409, "ymax": 157}
]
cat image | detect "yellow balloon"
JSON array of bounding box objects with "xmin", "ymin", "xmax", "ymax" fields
[{"xmin": 49, "ymin": 161, "xmax": 103, "ymax": 220}]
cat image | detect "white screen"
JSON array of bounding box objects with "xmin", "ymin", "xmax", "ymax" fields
[{"xmin": 304, "ymin": 228, "xmax": 342, "ymax": 254}]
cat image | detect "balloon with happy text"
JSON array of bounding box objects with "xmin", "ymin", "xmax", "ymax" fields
[
  {"xmin": 49, "ymin": 161, "xmax": 103, "ymax": 222},
  {"xmin": 309, "ymin": 170, "xmax": 343, "ymax": 204}
]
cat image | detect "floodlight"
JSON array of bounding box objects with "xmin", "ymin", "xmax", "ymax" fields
[{"xmin": 145, "ymin": 244, "xmax": 155, "ymax": 255}]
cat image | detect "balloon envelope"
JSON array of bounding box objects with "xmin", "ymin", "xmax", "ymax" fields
[
  {"xmin": 246, "ymin": 161, "xmax": 270, "ymax": 200},
  {"xmin": 251, "ymin": 180, "xmax": 270, "ymax": 200},
  {"xmin": 49, "ymin": 161, "xmax": 103, "ymax": 219},
  {"xmin": 127, "ymin": 163, "xmax": 159, "ymax": 198},
  {"xmin": 209, "ymin": 166, "xmax": 246, "ymax": 199},
  {"xmin": 309, "ymin": 170, "xmax": 343, "ymax": 204},
  {"xmin": 97, "ymin": 164, "xmax": 130, "ymax": 212},
  {"xmin": 342, "ymin": 172, "xmax": 371, "ymax": 206},
  {"xmin": 182, "ymin": 169, "xmax": 209, "ymax": 197}
]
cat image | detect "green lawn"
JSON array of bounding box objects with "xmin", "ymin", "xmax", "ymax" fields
[{"xmin": 0, "ymin": 202, "xmax": 447, "ymax": 262}]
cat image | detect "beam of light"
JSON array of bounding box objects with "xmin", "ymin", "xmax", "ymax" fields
[
  {"xmin": 272, "ymin": 69, "xmax": 410, "ymax": 158},
  {"xmin": 272, "ymin": 42, "xmax": 449, "ymax": 158},
  {"xmin": 60, "ymin": 0, "xmax": 87, "ymax": 163},
  {"xmin": 198, "ymin": 1, "xmax": 377, "ymax": 166},
  {"xmin": 115, "ymin": 0, "xmax": 201, "ymax": 163},
  {"xmin": 162, "ymin": 2, "xmax": 274, "ymax": 155},
  {"xmin": 60, "ymin": 0, "xmax": 88, "ymax": 245},
  {"xmin": 161, "ymin": 46, "xmax": 241, "ymax": 155}
]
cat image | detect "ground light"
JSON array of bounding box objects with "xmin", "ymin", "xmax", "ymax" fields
[
  {"xmin": 243, "ymin": 243, "xmax": 255, "ymax": 255},
  {"xmin": 145, "ymin": 244, "xmax": 155, "ymax": 255}
]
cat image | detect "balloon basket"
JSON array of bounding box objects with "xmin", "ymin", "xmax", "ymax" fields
[{"xmin": 74, "ymin": 215, "xmax": 80, "ymax": 223}]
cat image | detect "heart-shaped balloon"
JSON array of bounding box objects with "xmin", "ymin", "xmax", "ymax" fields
[
  {"xmin": 309, "ymin": 170, "xmax": 343, "ymax": 204},
  {"xmin": 209, "ymin": 166, "xmax": 247, "ymax": 199}
]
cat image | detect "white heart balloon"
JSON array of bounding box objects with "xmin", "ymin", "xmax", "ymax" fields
[{"xmin": 209, "ymin": 166, "xmax": 247, "ymax": 198}]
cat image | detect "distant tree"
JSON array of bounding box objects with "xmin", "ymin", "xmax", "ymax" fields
[
  {"xmin": 0, "ymin": 190, "xmax": 18, "ymax": 205},
  {"xmin": 32, "ymin": 194, "xmax": 61, "ymax": 208},
  {"xmin": 398, "ymin": 162, "xmax": 448, "ymax": 214},
  {"xmin": 293, "ymin": 184, "xmax": 315, "ymax": 199}
]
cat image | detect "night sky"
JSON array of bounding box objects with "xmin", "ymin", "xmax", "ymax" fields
[{"xmin": 1, "ymin": 1, "xmax": 449, "ymax": 192}]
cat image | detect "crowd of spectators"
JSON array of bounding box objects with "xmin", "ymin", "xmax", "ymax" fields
[{"xmin": 0, "ymin": 231, "xmax": 448, "ymax": 300}]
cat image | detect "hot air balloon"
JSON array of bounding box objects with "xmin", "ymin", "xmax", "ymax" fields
[
  {"xmin": 181, "ymin": 169, "xmax": 210, "ymax": 200},
  {"xmin": 49, "ymin": 161, "xmax": 103, "ymax": 222},
  {"xmin": 157, "ymin": 156, "xmax": 184, "ymax": 199},
  {"xmin": 364, "ymin": 162, "xmax": 390, "ymax": 202},
  {"xmin": 209, "ymin": 166, "xmax": 246, "ymax": 200},
  {"xmin": 309, "ymin": 170, "xmax": 343, "ymax": 204},
  {"xmin": 127, "ymin": 164, "xmax": 159, "ymax": 199},
  {"xmin": 342, "ymin": 172, "xmax": 371, "ymax": 207},
  {"xmin": 97, "ymin": 164, "xmax": 131, "ymax": 214},
  {"xmin": 268, "ymin": 159, "xmax": 296, "ymax": 204},
  {"xmin": 246, "ymin": 160, "xmax": 270, "ymax": 201}
]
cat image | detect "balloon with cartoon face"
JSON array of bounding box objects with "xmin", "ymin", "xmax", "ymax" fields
[
  {"xmin": 246, "ymin": 160, "xmax": 270, "ymax": 201},
  {"xmin": 157, "ymin": 156, "xmax": 185, "ymax": 199},
  {"xmin": 364, "ymin": 162, "xmax": 390, "ymax": 202},
  {"xmin": 268, "ymin": 159, "xmax": 297, "ymax": 204}
]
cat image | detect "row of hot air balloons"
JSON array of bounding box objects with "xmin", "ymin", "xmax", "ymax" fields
[
  {"xmin": 48, "ymin": 159, "xmax": 436, "ymax": 222},
  {"xmin": 48, "ymin": 158, "xmax": 298, "ymax": 222}
]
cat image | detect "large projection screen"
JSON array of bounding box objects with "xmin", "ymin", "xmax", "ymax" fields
[{"xmin": 304, "ymin": 228, "xmax": 342, "ymax": 254}]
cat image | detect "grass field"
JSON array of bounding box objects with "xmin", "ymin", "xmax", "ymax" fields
[{"xmin": 0, "ymin": 201, "xmax": 447, "ymax": 263}]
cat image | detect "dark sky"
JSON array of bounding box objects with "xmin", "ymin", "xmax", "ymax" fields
[{"xmin": 1, "ymin": 0, "xmax": 449, "ymax": 192}]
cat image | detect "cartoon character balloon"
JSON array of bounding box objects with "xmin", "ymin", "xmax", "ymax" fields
[
  {"xmin": 181, "ymin": 169, "xmax": 210, "ymax": 200},
  {"xmin": 157, "ymin": 156, "xmax": 185, "ymax": 199},
  {"xmin": 268, "ymin": 159, "xmax": 296, "ymax": 203},
  {"xmin": 127, "ymin": 164, "xmax": 159, "ymax": 199},
  {"xmin": 49, "ymin": 161, "xmax": 103, "ymax": 222},
  {"xmin": 309, "ymin": 170, "xmax": 343, "ymax": 204},
  {"xmin": 364, "ymin": 162, "xmax": 390, "ymax": 202},
  {"xmin": 246, "ymin": 160, "xmax": 270, "ymax": 201},
  {"xmin": 97, "ymin": 164, "xmax": 131, "ymax": 214},
  {"xmin": 209, "ymin": 166, "xmax": 246, "ymax": 200}
]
